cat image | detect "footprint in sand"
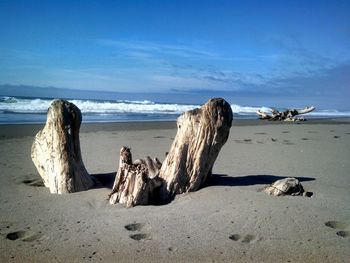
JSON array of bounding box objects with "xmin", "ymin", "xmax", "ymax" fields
[
  {"xmin": 129, "ymin": 233, "xmax": 151, "ymax": 241},
  {"xmin": 6, "ymin": 230, "xmax": 43, "ymax": 242},
  {"xmin": 6, "ymin": 231, "xmax": 26, "ymax": 240},
  {"xmin": 124, "ymin": 223, "xmax": 151, "ymax": 241},
  {"xmin": 229, "ymin": 234, "xmax": 240, "ymax": 241},
  {"xmin": 336, "ymin": 231, "xmax": 350, "ymax": 238},
  {"xmin": 325, "ymin": 221, "xmax": 348, "ymax": 229},
  {"xmin": 22, "ymin": 178, "xmax": 44, "ymax": 187},
  {"xmin": 325, "ymin": 221, "xmax": 349, "ymax": 238},
  {"xmin": 124, "ymin": 223, "xmax": 144, "ymax": 231},
  {"xmin": 229, "ymin": 234, "xmax": 259, "ymax": 243}
]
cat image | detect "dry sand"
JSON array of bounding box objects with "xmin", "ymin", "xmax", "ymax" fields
[{"xmin": 0, "ymin": 120, "xmax": 349, "ymax": 262}]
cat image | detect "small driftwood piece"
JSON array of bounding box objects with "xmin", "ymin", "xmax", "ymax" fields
[
  {"xmin": 108, "ymin": 147, "xmax": 163, "ymax": 207},
  {"xmin": 31, "ymin": 99, "xmax": 94, "ymax": 194},
  {"xmin": 263, "ymin": 177, "xmax": 312, "ymax": 197},
  {"xmin": 256, "ymin": 106, "xmax": 315, "ymax": 121},
  {"xmin": 109, "ymin": 98, "xmax": 233, "ymax": 207}
]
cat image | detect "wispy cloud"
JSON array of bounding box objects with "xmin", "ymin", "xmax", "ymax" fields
[
  {"xmin": 97, "ymin": 39, "xmax": 219, "ymax": 59},
  {"xmin": 108, "ymin": 36, "xmax": 349, "ymax": 93},
  {"xmin": 266, "ymin": 34, "xmax": 348, "ymax": 76},
  {"xmin": 3, "ymin": 35, "xmax": 349, "ymax": 99}
]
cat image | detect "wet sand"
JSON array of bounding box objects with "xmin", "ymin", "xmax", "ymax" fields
[{"xmin": 0, "ymin": 120, "xmax": 349, "ymax": 262}]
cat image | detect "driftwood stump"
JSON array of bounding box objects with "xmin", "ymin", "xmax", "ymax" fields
[
  {"xmin": 108, "ymin": 147, "xmax": 163, "ymax": 207},
  {"xmin": 256, "ymin": 106, "xmax": 315, "ymax": 121},
  {"xmin": 31, "ymin": 99, "xmax": 94, "ymax": 194},
  {"xmin": 109, "ymin": 98, "xmax": 233, "ymax": 206}
]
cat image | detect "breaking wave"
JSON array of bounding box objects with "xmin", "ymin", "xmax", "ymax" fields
[
  {"xmin": 0, "ymin": 96, "xmax": 197, "ymax": 115},
  {"xmin": 0, "ymin": 96, "xmax": 349, "ymax": 123},
  {"xmin": 0, "ymin": 96, "xmax": 270, "ymax": 115}
]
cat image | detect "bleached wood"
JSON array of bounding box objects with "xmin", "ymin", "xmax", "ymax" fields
[
  {"xmin": 295, "ymin": 106, "xmax": 316, "ymax": 115},
  {"xmin": 108, "ymin": 147, "xmax": 163, "ymax": 207},
  {"xmin": 31, "ymin": 99, "xmax": 94, "ymax": 194},
  {"xmin": 256, "ymin": 106, "xmax": 315, "ymax": 121},
  {"xmin": 109, "ymin": 98, "xmax": 233, "ymax": 206},
  {"xmin": 158, "ymin": 98, "xmax": 233, "ymax": 199}
]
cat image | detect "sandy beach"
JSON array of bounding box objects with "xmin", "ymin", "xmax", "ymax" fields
[{"xmin": 0, "ymin": 120, "xmax": 349, "ymax": 262}]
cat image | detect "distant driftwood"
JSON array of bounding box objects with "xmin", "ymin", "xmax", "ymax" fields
[
  {"xmin": 256, "ymin": 106, "xmax": 315, "ymax": 121},
  {"xmin": 109, "ymin": 98, "xmax": 233, "ymax": 207},
  {"xmin": 31, "ymin": 99, "xmax": 94, "ymax": 194}
]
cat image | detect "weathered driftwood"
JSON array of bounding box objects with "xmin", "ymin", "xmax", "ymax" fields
[
  {"xmin": 263, "ymin": 177, "xmax": 312, "ymax": 197},
  {"xmin": 109, "ymin": 98, "xmax": 233, "ymax": 206},
  {"xmin": 31, "ymin": 99, "xmax": 94, "ymax": 194},
  {"xmin": 158, "ymin": 98, "xmax": 233, "ymax": 199},
  {"xmin": 256, "ymin": 106, "xmax": 315, "ymax": 121},
  {"xmin": 108, "ymin": 147, "xmax": 163, "ymax": 207}
]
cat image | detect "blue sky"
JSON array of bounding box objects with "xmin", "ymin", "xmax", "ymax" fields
[{"xmin": 0, "ymin": 0, "xmax": 349, "ymax": 108}]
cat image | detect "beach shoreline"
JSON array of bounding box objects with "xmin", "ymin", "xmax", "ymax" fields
[
  {"xmin": 1, "ymin": 117, "xmax": 350, "ymax": 138},
  {"xmin": 0, "ymin": 120, "xmax": 349, "ymax": 262}
]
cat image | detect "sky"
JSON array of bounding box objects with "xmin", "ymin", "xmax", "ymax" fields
[{"xmin": 0, "ymin": 0, "xmax": 349, "ymax": 109}]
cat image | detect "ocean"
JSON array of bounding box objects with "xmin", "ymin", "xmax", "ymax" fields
[{"xmin": 1, "ymin": 95, "xmax": 349, "ymax": 124}]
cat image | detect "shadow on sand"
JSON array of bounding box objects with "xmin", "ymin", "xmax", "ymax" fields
[
  {"xmin": 90, "ymin": 173, "xmax": 316, "ymax": 206},
  {"xmin": 91, "ymin": 172, "xmax": 315, "ymax": 190},
  {"xmin": 206, "ymin": 174, "xmax": 315, "ymax": 187},
  {"xmin": 91, "ymin": 172, "xmax": 116, "ymax": 189}
]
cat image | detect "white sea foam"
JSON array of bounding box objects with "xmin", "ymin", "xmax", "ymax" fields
[
  {"xmin": 230, "ymin": 104, "xmax": 272, "ymax": 114},
  {"xmin": 0, "ymin": 97, "xmax": 51, "ymax": 113},
  {"xmin": 1, "ymin": 96, "xmax": 349, "ymax": 120},
  {"xmin": 0, "ymin": 97, "xmax": 198, "ymax": 115},
  {"xmin": 308, "ymin": 110, "xmax": 350, "ymax": 117}
]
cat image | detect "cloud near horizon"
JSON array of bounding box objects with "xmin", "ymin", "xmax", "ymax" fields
[{"xmin": 1, "ymin": 37, "xmax": 349, "ymax": 93}]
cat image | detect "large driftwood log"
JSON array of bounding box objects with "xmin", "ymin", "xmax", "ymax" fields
[
  {"xmin": 31, "ymin": 99, "xmax": 94, "ymax": 194},
  {"xmin": 109, "ymin": 98, "xmax": 233, "ymax": 206},
  {"xmin": 159, "ymin": 98, "xmax": 233, "ymax": 199},
  {"xmin": 256, "ymin": 106, "xmax": 315, "ymax": 121}
]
